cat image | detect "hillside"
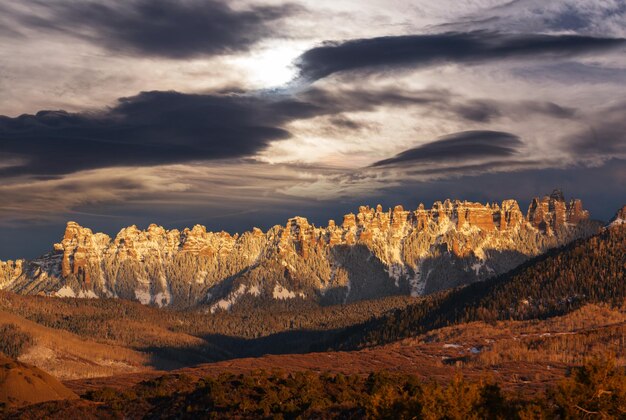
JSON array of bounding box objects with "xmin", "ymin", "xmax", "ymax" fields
[
  {"xmin": 14, "ymin": 357, "xmax": 626, "ymax": 419},
  {"xmin": 0, "ymin": 310, "xmax": 151, "ymax": 380},
  {"xmin": 9, "ymin": 305, "xmax": 626, "ymax": 418},
  {"xmin": 326, "ymin": 218, "xmax": 626, "ymax": 350},
  {"xmin": 0, "ymin": 190, "xmax": 598, "ymax": 311},
  {"xmin": 0, "ymin": 354, "xmax": 77, "ymax": 409},
  {"xmin": 63, "ymin": 302, "xmax": 626, "ymax": 394},
  {"xmin": 0, "ymin": 289, "xmax": 417, "ymax": 375}
]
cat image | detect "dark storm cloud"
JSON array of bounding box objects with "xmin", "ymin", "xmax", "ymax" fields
[
  {"xmin": 297, "ymin": 31, "xmax": 626, "ymax": 81},
  {"xmin": 372, "ymin": 130, "xmax": 523, "ymax": 167},
  {"xmin": 0, "ymin": 85, "xmax": 582, "ymax": 178},
  {"xmin": 522, "ymin": 101, "xmax": 577, "ymax": 119},
  {"xmin": 1, "ymin": 87, "xmax": 450, "ymax": 178},
  {"xmin": 328, "ymin": 116, "xmax": 366, "ymax": 131},
  {"xmin": 0, "ymin": 91, "xmax": 325, "ymax": 177},
  {"xmin": 0, "ymin": 88, "xmax": 396, "ymax": 178},
  {"xmin": 16, "ymin": 0, "xmax": 299, "ymax": 58}
]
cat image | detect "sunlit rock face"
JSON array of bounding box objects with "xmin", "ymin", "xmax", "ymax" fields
[
  {"xmin": 0, "ymin": 190, "xmax": 600, "ymax": 310},
  {"xmin": 526, "ymin": 190, "xmax": 590, "ymax": 234}
]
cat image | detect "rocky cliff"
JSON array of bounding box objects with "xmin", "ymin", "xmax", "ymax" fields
[
  {"xmin": 608, "ymin": 205, "xmax": 626, "ymax": 227},
  {"xmin": 0, "ymin": 190, "xmax": 600, "ymax": 310}
]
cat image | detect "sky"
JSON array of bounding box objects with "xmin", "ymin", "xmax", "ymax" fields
[{"xmin": 0, "ymin": 0, "xmax": 625, "ymax": 259}]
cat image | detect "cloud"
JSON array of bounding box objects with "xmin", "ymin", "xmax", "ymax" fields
[
  {"xmin": 0, "ymin": 161, "xmax": 331, "ymax": 226},
  {"xmin": 0, "ymin": 79, "xmax": 590, "ymax": 179},
  {"xmin": 512, "ymin": 61, "xmax": 626, "ymax": 86},
  {"xmin": 0, "ymin": 88, "xmax": 351, "ymax": 178},
  {"xmin": 440, "ymin": 0, "xmax": 626, "ymax": 38},
  {"xmin": 372, "ymin": 130, "xmax": 523, "ymax": 167},
  {"xmin": 14, "ymin": 0, "xmax": 299, "ymax": 58},
  {"xmin": 0, "ymin": 85, "xmax": 440, "ymax": 178},
  {"xmin": 0, "ymin": 166, "xmax": 191, "ymax": 223},
  {"xmin": 567, "ymin": 101, "xmax": 626, "ymax": 158},
  {"xmin": 0, "ymin": 90, "xmax": 338, "ymax": 177},
  {"xmin": 0, "ymin": 86, "xmax": 463, "ymax": 178},
  {"xmin": 296, "ymin": 31, "xmax": 626, "ymax": 81},
  {"xmin": 300, "ymin": 87, "xmax": 577, "ymax": 123}
]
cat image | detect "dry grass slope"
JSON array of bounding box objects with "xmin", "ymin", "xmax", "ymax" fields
[
  {"xmin": 0, "ymin": 310, "xmax": 149, "ymax": 380},
  {"xmin": 0, "ymin": 354, "xmax": 78, "ymax": 409}
]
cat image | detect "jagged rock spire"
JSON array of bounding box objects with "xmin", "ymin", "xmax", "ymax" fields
[
  {"xmin": 526, "ymin": 190, "xmax": 589, "ymax": 233},
  {"xmin": 0, "ymin": 192, "xmax": 598, "ymax": 309}
]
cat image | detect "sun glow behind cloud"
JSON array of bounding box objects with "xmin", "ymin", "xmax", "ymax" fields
[{"xmin": 229, "ymin": 41, "xmax": 308, "ymax": 88}]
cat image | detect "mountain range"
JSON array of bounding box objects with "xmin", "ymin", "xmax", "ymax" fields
[
  {"xmin": 2, "ymin": 205, "xmax": 625, "ymax": 416},
  {"xmin": 0, "ymin": 190, "xmax": 601, "ymax": 310}
]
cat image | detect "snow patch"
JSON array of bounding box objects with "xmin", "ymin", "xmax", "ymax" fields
[
  {"xmin": 77, "ymin": 289, "xmax": 98, "ymax": 299},
  {"xmin": 387, "ymin": 264, "xmax": 404, "ymax": 287},
  {"xmin": 273, "ymin": 284, "xmax": 297, "ymax": 300},
  {"xmin": 459, "ymin": 223, "xmax": 480, "ymax": 235},
  {"xmin": 195, "ymin": 270, "xmax": 208, "ymax": 284},
  {"xmin": 211, "ymin": 299, "xmax": 232, "ymax": 313},
  {"xmin": 472, "ymin": 246, "xmax": 486, "ymax": 260},
  {"xmin": 471, "ymin": 261, "xmax": 485, "ymax": 276},
  {"xmin": 134, "ymin": 289, "xmax": 152, "ymax": 305},
  {"xmin": 210, "ymin": 283, "xmax": 248, "ymax": 313},
  {"xmin": 55, "ymin": 286, "xmax": 76, "ymax": 298},
  {"xmin": 436, "ymin": 217, "xmax": 457, "ymax": 236},
  {"xmin": 248, "ymin": 285, "xmax": 261, "ymax": 297},
  {"xmin": 443, "ymin": 343, "xmax": 462, "ymax": 349},
  {"xmin": 409, "ymin": 259, "xmax": 427, "ymax": 297},
  {"xmin": 279, "ymin": 260, "xmax": 297, "ymax": 272},
  {"xmin": 154, "ymin": 292, "xmax": 171, "ymax": 308}
]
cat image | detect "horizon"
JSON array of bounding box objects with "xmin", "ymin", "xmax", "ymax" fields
[{"xmin": 2, "ymin": 185, "xmax": 622, "ymax": 261}]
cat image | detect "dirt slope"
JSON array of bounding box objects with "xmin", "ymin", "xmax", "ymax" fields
[
  {"xmin": 0, "ymin": 310, "xmax": 149, "ymax": 380},
  {"xmin": 0, "ymin": 354, "xmax": 77, "ymax": 408}
]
